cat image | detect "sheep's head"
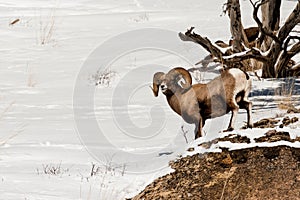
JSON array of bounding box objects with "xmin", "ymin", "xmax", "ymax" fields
[{"xmin": 152, "ymin": 67, "xmax": 192, "ymax": 96}]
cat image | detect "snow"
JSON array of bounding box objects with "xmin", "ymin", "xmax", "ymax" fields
[{"xmin": 0, "ymin": 0, "xmax": 299, "ymax": 199}]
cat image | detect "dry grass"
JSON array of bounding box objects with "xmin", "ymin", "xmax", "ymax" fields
[
  {"xmin": 0, "ymin": 133, "xmax": 19, "ymax": 147},
  {"xmin": 0, "ymin": 102, "xmax": 25, "ymax": 147},
  {"xmin": 27, "ymin": 74, "xmax": 36, "ymax": 87},
  {"xmin": 131, "ymin": 12, "xmax": 149, "ymax": 23},
  {"xmin": 26, "ymin": 63, "xmax": 37, "ymax": 87},
  {"xmin": 275, "ymin": 77, "xmax": 296, "ymax": 110},
  {"xmin": 0, "ymin": 124, "xmax": 26, "ymax": 147},
  {"xmin": 277, "ymin": 102, "xmax": 294, "ymax": 110},
  {"xmin": 38, "ymin": 9, "xmax": 56, "ymax": 45},
  {"xmin": 0, "ymin": 101, "xmax": 14, "ymax": 121},
  {"xmin": 78, "ymin": 161, "xmax": 127, "ymax": 200}
]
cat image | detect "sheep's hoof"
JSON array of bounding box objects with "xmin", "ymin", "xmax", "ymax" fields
[
  {"xmin": 195, "ymin": 134, "xmax": 201, "ymax": 139},
  {"xmin": 248, "ymin": 124, "xmax": 253, "ymax": 129},
  {"xmin": 223, "ymin": 127, "xmax": 234, "ymax": 132}
]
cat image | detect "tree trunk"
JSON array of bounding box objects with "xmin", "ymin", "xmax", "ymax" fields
[
  {"xmin": 261, "ymin": 0, "xmax": 281, "ymax": 78},
  {"xmin": 261, "ymin": 0, "xmax": 281, "ymax": 51},
  {"xmin": 227, "ymin": 0, "xmax": 254, "ymax": 69},
  {"xmin": 227, "ymin": 0, "xmax": 247, "ymax": 52}
]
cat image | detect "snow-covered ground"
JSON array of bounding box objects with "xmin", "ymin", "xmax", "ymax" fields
[{"xmin": 0, "ymin": 0, "xmax": 299, "ymax": 199}]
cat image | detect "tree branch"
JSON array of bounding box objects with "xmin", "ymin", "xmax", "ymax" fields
[
  {"xmin": 179, "ymin": 27, "xmax": 225, "ymax": 60},
  {"xmin": 277, "ymin": 1, "xmax": 300, "ymax": 43},
  {"xmin": 222, "ymin": 48, "xmax": 269, "ymax": 63},
  {"xmin": 179, "ymin": 27, "xmax": 270, "ymax": 67},
  {"xmin": 250, "ymin": 0, "xmax": 281, "ymax": 44},
  {"xmin": 283, "ymin": 36, "xmax": 300, "ymax": 53},
  {"xmin": 275, "ymin": 38, "xmax": 300, "ymax": 77},
  {"xmin": 287, "ymin": 41, "xmax": 300, "ymax": 58}
]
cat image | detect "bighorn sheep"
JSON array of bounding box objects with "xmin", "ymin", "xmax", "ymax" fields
[{"xmin": 152, "ymin": 67, "xmax": 253, "ymax": 139}]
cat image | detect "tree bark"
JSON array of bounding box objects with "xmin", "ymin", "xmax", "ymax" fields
[
  {"xmin": 261, "ymin": 0, "xmax": 281, "ymax": 51},
  {"xmin": 227, "ymin": 0, "xmax": 248, "ymax": 51},
  {"xmin": 259, "ymin": 0, "xmax": 281, "ymax": 78},
  {"xmin": 271, "ymin": 1, "xmax": 300, "ymax": 77}
]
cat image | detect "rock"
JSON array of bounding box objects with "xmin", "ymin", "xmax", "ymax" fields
[
  {"xmin": 220, "ymin": 154, "xmax": 233, "ymax": 167},
  {"xmin": 187, "ymin": 147, "xmax": 195, "ymax": 152},
  {"xmin": 132, "ymin": 146, "xmax": 300, "ymax": 200}
]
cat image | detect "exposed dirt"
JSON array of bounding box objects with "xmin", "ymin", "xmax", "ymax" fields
[
  {"xmin": 244, "ymin": 117, "xmax": 280, "ymax": 128},
  {"xmin": 255, "ymin": 129, "xmax": 300, "ymax": 143},
  {"xmin": 198, "ymin": 128, "xmax": 300, "ymax": 150},
  {"xmin": 279, "ymin": 116, "xmax": 299, "ymax": 128},
  {"xmin": 198, "ymin": 134, "xmax": 251, "ymax": 150},
  {"xmin": 240, "ymin": 116, "xmax": 299, "ymax": 129},
  {"xmin": 218, "ymin": 134, "xmax": 251, "ymax": 144},
  {"xmin": 287, "ymin": 105, "xmax": 300, "ymax": 114},
  {"xmin": 131, "ymin": 132, "xmax": 300, "ymax": 200}
]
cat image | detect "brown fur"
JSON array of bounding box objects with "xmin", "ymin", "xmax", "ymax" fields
[{"xmin": 152, "ymin": 67, "xmax": 253, "ymax": 139}]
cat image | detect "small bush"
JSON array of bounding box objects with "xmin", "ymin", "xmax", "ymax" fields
[
  {"xmin": 90, "ymin": 69, "xmax": 117, "ymax": 87},
  {"xmin": 38, "ymin": 9, "xmax": 56, "ymax": 45},
  {"xmin": 37, "ymin": 162, "xmax": 69, "ymax": 176}
]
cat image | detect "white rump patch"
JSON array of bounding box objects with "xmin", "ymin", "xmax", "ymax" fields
[{"xmin": 228, "ymin": 68, "xmax": 243, "ymax": 77}]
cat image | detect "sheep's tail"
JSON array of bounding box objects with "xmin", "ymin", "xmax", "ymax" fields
[{"xmin": 241, "ymin": 69, "xmax": 250, "ymax": 80}]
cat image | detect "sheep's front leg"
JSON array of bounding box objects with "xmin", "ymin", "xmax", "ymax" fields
[{"xmin": 195, "ymin": 117, "xmax": 204, "ymax": 139}]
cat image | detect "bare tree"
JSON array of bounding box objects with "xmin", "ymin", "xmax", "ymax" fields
[{"xmin": 179, "ymin": 0, "xmax": 300, "ymax": 78}]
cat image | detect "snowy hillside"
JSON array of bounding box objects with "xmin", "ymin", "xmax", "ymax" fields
[{"xmin": 0, "ymin": 0, "xmax": 299, "ymax": 199}]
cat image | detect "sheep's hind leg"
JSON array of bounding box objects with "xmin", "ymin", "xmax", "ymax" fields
[
  {"xmin": 225, "ymin": 100, "xmax": 239, "ymax": 132},
  {"xmin": 239, "ymin": 100, "xmax": 253, "ymax": 128},
  {"xmin": 241, "ymin": 85, "xmax": 253, "ymax": 128}
]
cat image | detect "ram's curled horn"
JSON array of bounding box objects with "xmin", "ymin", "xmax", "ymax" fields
[
  {"xmin": 152, "ymin": 72, "xmax": 165, "ymax": 97},
  {"xmin": 173, "ymin": 67, "xmax": 192, "ymax": 90}
]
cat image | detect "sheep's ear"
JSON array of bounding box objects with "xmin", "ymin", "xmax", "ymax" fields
[
  {"xmin": 177, "ymin": 75, "xmax": 187, "ymax": 89},
  {"xmin": 152, "ymin": 72, "xmax": 164, "ymax": 97}
]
